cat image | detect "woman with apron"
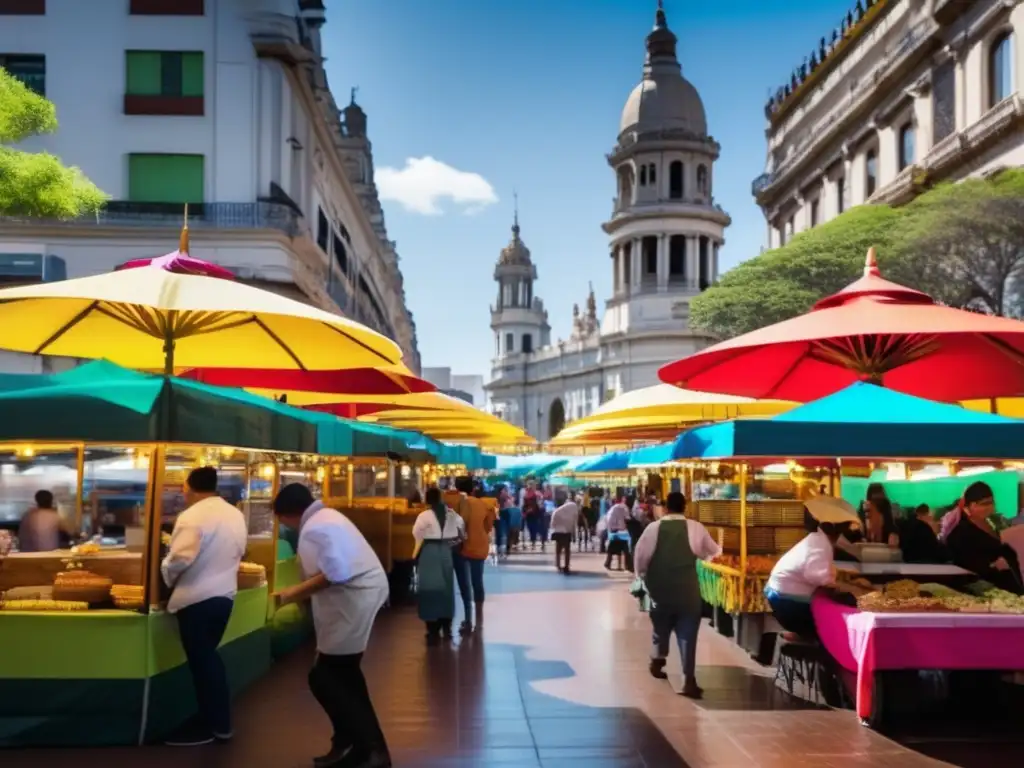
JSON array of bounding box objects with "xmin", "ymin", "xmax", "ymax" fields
[
  {"xmin": 634, "ymin": 491, "xmax": 721, "ymax": 698},
  {"xmin": 412, "ymin": 486, "xmax": 465, "ymax": 644}
]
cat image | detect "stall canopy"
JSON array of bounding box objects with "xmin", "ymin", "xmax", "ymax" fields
[
  {"xmin": 667, "ymin": 382, "xmax": 1024, "ymax": 461},
  {"xmin": 491, "ymin": 453, "xmax": 572, "ymax": 480},
  {"xmin": 627, "ymin": 442, "xmax": 676, "ymax": 467},
  {"xmin": 574, "ymin": 451, "xmax": 633, "ymax": 473},
  {"xmin": 549, "ymin": 384, "xmax": 792, "ymax": 448},
  {"xmin": 0, "ymin": 360, "xmax": 433, "ymax": 458}
]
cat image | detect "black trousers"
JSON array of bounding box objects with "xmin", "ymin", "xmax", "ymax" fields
[
  {"xmin": 308, "ymin": 651, "xmax": 389, "ymax": 759},
  {"xmin": 552, "ymin": 532, "xmax": 572, "ymax": 569},
  {"xmin": 604, "ymin": 536, "xmax": 633, "ymax": 571},
  {"xmin": 176, "ymin": 596, "xmax": 234, "ymax": 736}
]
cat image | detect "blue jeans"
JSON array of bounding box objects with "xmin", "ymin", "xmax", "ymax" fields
[
  {"xmin": 649, "ymin": 607, "xmax": 701, "ymax": 677},
  {"xmin": 453, "ymin": 554, "xmax": 486, "ymax": 620},
  {"xmin": 176, "ymin": 596, "xmax": 234, "ymax": 736},
  {"xmin": 764, "ymin": 588, "xmax": 817, "ymax": 639}
]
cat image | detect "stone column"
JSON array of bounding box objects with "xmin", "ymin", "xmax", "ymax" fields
[
  {"xmin": 632, "ymin": 237, "xmax": 642, "ymax": 294},
  {"xmin": 712, "ymin": 241, "xmax": 720, "ymax": 284},
  {"xmin": 611, "ymin": 246, "xmax": 620, "ymax": 295},
  {"xmin": 657, "ymin": 234, "xmax": 668, "ymax": 290},
  {"xmin": 686, "ymin": 236, "xmax": 698, "ymax": 290}
]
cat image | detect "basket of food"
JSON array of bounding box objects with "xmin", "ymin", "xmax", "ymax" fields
[
  {"xmin": 52, "ymin": 570, "xmax": 113, "ymax": 603},
  {"xmin": 237, "ymin": 561, "xmax": 267, "ymax": 589},
  {"xmin": 110, "ymin": 584, "xmax": 145, "ymax": 610}
]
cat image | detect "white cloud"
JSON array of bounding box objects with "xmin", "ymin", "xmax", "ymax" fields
[{"xmin": 376, "ymin": 156, "xmax": 498, "ymax": 216}]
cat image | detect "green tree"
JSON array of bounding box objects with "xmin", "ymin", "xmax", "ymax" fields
[
  {"xmin": 692, "ymin": 169, "xmax": 1024, "ymax": 339},
  {"xmin": 691, "ymin": 204, "xmax": 905, "ymax": 338},
  {"xmin": 890, "ymin": 169, "xmax": 1024, "ymax": 316},
  {"xmin": 0, "ymin": 67, "xmax": 105, "ymax": 218}
]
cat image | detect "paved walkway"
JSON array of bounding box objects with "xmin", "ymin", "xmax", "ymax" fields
[{"xmin": 6, "ymin": 551, "xmax": 1023, "ymax": 767}]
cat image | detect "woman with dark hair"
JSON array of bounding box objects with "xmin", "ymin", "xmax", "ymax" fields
[
  {"xmin": 864, "ymin": 496, "xmax": 900, "ymax": 549},
  {"xmin": 763, "ymin": 509, "xmax": 844, "ymax": 639},
  {"xmin": 944, "ymin": 481, "xmax": 1023, "ymax": 594},
  {"xmin": 412, "ymin": 486, "xmax": 465, "ymax": 643}
]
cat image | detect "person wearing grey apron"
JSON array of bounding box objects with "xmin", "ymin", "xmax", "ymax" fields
[{"xmin": 634, "ymin": 491, "xmax": 721, "ymax": 699}]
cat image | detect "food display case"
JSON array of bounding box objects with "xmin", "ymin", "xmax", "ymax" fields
[{"xmin": 0, "ymin": 441, "xmax": 294, "ymax": 748}]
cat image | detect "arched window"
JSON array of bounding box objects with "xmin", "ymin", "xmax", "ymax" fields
[
  {"xmin": 618, "ymin": 167, "xmax": 633, "ymax": 206},
  {"xmin": 522, "ymin": 333, "xmax": 533, "ymax": 354},
  {"xmin": 548, "ymin": 398, "xmax": 566, "ymax": 438},
  {"xmin": 669, "ymin": 161, "xmax": 684, "ymax": 199},
  {"xmin": 696, "ymin": 165, "xmax": 708, "ymax": 197},
  {"xmin": 648, "ymin": 163, "xmax": 657, "ymax": 186},
  {"xmin": 898, "ymin": 123, "xmax": 915, "ymax": 171},
  {"xmin": 990, "ymin": 31, "xmax": 1014, "ymax": 108},
  {"xmin": 639, "ymin": 165, "xmax": 647, "ymax": 186},
  {"xmin": 865, "ymin": 149, "xmax": 878, "ymax": 197}
]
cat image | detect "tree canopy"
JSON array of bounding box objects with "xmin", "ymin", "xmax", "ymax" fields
[
  {"xmin": 691, "ymin": 169, "xmax": 1024, "ymax": 338},
  {"xmin": 0, "ymin": 67, "xmax": 105, "ymax": 218}
]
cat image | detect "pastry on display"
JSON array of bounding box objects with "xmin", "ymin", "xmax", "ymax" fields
[
  {"xmin": 53, "ymin": 570, "xmax": 113, "ymax": 603},
  {"xmin": 110, "ymin": 584, "xmax": 145, "ymax": 610},
  {"xmin": 0, "ymin": 599, "xmax": 89, "ymax": 612},
  {"xmin": 237, "ymin": 561, "xmax": 267, "ymax": 589}
]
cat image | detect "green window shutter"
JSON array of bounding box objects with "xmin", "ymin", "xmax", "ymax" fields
[
  {"xmin": 125, "ymin": 51, "xmax": 162, "ymax": 96},
  {"xmin": 128, "ymin": 154, "xmax": 204, "ymax": 204},
  {"xmin": 181, "ymin": 52, "xmax": 204, "ymax": 97}
]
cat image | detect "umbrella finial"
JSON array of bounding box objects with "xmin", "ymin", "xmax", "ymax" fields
[
  {"xmin": 864, "ymin": 246, "xmax": 880, "ymax": 277},
  {"xmin": 179, "ymin": 204, "xmax": 190, "ymax": 255}
]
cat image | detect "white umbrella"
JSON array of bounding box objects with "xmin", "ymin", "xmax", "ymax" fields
[{"xmin": 804, "ymin": 496, "xmax": 860, "ymax": 526}]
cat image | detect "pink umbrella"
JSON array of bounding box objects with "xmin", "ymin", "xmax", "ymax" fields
[{"xmin": 115, "ymin": 210, "xmax": 235, "ymax": 280}]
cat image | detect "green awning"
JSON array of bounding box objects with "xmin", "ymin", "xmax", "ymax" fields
[{"xmin": 0, "ymin": 360, "xmax": 439, "ymax": 458}]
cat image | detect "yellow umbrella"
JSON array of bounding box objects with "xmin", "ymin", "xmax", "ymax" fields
[
  {"xmin": 0, "ymin": 247, "xmax": 401, "ymax": 375},
  {"xmin": 549, "ymin": 383, "xmax": 792, "ymax": 448},
  {"xmin": 241, "ymin": 383, "xmax": 536, "ymax": 446}
]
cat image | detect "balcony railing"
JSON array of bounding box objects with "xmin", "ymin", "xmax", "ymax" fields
[{"xmin": 0, "ymin": 201, "xmax": 303, "ymax": 237}]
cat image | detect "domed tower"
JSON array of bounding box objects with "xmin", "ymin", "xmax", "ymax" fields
[
  {"xmin": 602, "ymin": 1, "xmax": 730, "ymax": 343},
  {"xmin": 490, "ymin": 205, "xmax": 550, "ymax": 366}
]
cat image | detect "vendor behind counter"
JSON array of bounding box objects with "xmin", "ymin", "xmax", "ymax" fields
[{"xmin": 941, "ymin": 481, "xmax": 1023, "ymax": 594}]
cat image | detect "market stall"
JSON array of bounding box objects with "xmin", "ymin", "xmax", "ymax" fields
[
  {"xmin": 661, "ymin": 381, "xmax": 1024, "ymax": 663},
  {"xmin": 0, "ymin": 361, "xmax": 408, "ymax": 746}
]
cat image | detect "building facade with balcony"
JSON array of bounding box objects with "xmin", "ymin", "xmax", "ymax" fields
[
  {"xmin": 485, "ymin": 3, "xmax": 728, "ymax": 442},
  {"xmin": 0, "ymin": 0, "xmax": 420, "ymax": 373},
  {"xmin": 753, "ymin": 0, "xmax": 1024, "ymax": 250}
]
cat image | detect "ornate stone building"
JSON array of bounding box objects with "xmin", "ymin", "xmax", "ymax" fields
[
  {"xmin": 753, "ymin": 0, "xmax": 1024, "ymax": 249},
  {"xmin": 485, "ymin": 2, "xmax": 729, "ymax": 441},
  {"xmin": 0, "ymin": 0, "xmax": 419, "ymax": 372}
]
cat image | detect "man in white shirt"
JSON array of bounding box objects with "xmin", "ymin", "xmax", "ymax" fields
[
  {"xmin": 161, "ymin": 467, "xmax": 247, "ymax": 747},
  {"xmin": 604, "ymin": 495, "xmax": 633, "ymax": 571},
  {"xmin": 274, "ymin": 483, "xmax": 391, "ymax": 768},
  {"xmin": 549, "ymin": 490, "xmax": 580, "ymax": 574}
]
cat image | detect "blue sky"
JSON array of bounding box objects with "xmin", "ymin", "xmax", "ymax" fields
[{"xmin": 322, "ymin": 0, "xmax": 850, "ymax": 377}]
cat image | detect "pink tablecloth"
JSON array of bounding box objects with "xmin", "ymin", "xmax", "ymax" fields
[{"xmin": 811, "ymin": 593, "xmax": 1024, "ymax": 719}]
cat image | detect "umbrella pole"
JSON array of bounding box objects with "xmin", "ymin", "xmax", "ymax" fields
[
  {"xmin": 163, "ymin": 314, "xmax": 176, "ymax": 377},
  {"xmin": 739, "ymin": 464, "xmax": 748, "ymax": 579}
]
